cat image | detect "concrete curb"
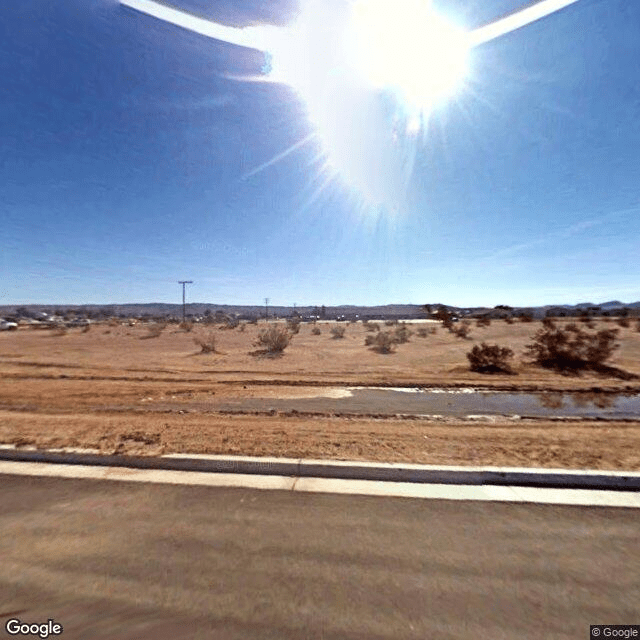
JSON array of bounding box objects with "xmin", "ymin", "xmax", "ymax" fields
[{"xmin": 0, "ymin": 447, "xmax": 639, "ymax": 491}]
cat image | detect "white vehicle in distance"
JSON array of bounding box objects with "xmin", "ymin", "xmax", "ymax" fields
[{"xmin": 0, "ymin": 319, "xmax": 18, "ymax": 331}]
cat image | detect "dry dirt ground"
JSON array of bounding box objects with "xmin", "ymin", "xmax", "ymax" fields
[{"xmin": 1, "ymin": 319, "xmax": 639, "ymax": 470}]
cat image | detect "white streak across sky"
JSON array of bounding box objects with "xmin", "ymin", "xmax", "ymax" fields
[
  {"xmin": 469, "ymin": 0, "xmax": 582, "ymax": 46},
  {"xmin": 120, "ymin": 0, "xmax": 583, "ymax": 50}
]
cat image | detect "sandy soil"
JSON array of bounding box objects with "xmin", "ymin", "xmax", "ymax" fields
[{"xmin": 1, "ymin": 319, "xmax": 639, "ymax": 470}]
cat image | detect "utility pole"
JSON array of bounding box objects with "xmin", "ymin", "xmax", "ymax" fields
[
  {"xmin": 264, "ymin": 297, "xmax": 269, "ymax": 320},
  {"xmin": 178, "ymin": 281, "xmax": 193, "ymax": 323}
]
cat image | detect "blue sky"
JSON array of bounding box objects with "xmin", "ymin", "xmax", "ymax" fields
[{"xmin": 2, "ymin": 0, "xmax": 639, "ymax": 307}]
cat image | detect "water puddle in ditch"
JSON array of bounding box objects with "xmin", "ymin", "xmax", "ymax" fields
[{"xmin": 217, "ymin": 388, "xmax": 640, "ymax": 419}]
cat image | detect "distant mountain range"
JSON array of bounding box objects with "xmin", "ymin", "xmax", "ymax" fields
[{"xmin": 1, "ymin": 300, "xmax": 639, "ymax": 320}]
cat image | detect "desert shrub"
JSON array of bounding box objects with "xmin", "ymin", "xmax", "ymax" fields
[
  {"xmin": 142, "ymin": 323, "xmax": 166, "ymax": 339},
  {"xmin": 434, "ymin": 309, "xmax": 454, "ymax": 329},
  {"xmin": 238, "ymin": 322, "xmax": 246, "ymax": 332},
  {"xmin": 108, "ymin": 318, "xmax": 119, "ymax": 327},
  {"xmin": 254, "ymin": 324, "xmax": 292, "ymax": 354},
  {"xmin": 467, "ymin": 343, "xmax": 514, "ymax": 374},
  {"xmin": 194, "ymin": 332, "xmax": 217, "ymax": 354},
  {"xmin": 311, "ymin": 326, "xmax": 321, "ymax": 335},
  {"xmin": 368, "ymin": 331, "xmax": 396, "ymax": 354},
  {"xmin": 247, "ymin": 317, "xmax": 258, "ymax": 325},
  {"xmin": 476, "ymin": 316, "xmax": 491, "ymax": 327},
  {"xmin": 384, "ymin": 319, "xmax": 398, "ymax": 327},
  {"xmin": 393, "ymin": 324, "xmax": 412, "ymax": 344},
  {"xmin": 525, "ymin": 323, "xmax": 619, "ymax": 372},
  {"xmin": 330, "ymin": 325, "xmax": 346, "ymax": 339},
  {"xmin": 179, "ymin": 321, "xmax": 194, "ymax": 332},
  {"xmin": 416, "ymin": 327, "xmax": 428, "ymax": 338},
  {"xmin": 542, "ymin": 317, "xmax": 556, "ymax": 329},
  {"xmin": 503, "ymin": 316, "xmax": 514, "ymax": 324},
  {"xmin": 617, "ymin": 317, "xmax": 630, "ymax": 328},
  {"xmin": 50, "ymin": 324, "xmax": 67, "ymax": 337},
  {"xmin": 219, "ymin": 315, "xmax": 239, "ymax": 330},
  {"xmin": 365, "ymin": 322, "xmax": 380, "ymax": 332},
  {"xmin": 286, "ymin": 318, "xmax": 301, "ymax": 334},
  {"xmin": 636, "ymin": 319, "xmax": 640, "ymax": 333},
  {"xmin": 450, "ymin": 321, "xmax": 471, "ymax": 339},
  {"xmin": 519, "ymin": 313, "xmax": 534, "ymax": 323},
  {"xmin": 81, "ymin": 324, "xmax": 91, "ymax": 333}
]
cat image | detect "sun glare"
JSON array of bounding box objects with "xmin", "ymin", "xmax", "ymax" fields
[
  {"xmin": 349, "ymin": 0, "xmax": 469, "ymax": 110},
  {"xmin": 122, "ymin": 0, "xmax": 583, "ymax": 212},
  {"xmin": 259, "ymin": 0, "xmax": 469, "ymax": 210}
]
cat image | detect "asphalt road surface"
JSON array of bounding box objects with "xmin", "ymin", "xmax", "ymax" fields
[{"xmin": 0, "ymin": 475, "xmax": 637, "ymax": 639}]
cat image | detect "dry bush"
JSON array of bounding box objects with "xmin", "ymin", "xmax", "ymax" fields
[
  {"xmin": 81, "ymin": 324, "xmax": 91, "ymax": 333},
  {"xmin": 519, "ymin": 313, "xmax": 534, "ymax": 323},
  {"xmin": 179, "ymin": 321, "xmax": 194, "ymax": 332},
  {"xmin": 219, "ymin": 315, "xmax": 239, "ymax": 330},
  {"xmin": 365, "ymin": 322, "xmax": 380, "ymax": 332},
  {"xmin": 434, "ymin": 308, "xmax": 454, "ymax": 329},
  {"xmin": 286, "ymin": 318, "xmax": 301, "ymax": 334},
  {"xmin": 450, "ymin": 321, "xmax": 471, "ymax": 339},
  {"xmin": 50, "ymin": 324, "xmax": 67, "ymax": 337},
  {"xmin": 254, "ymin": 324, "xmax": 292, "ymax": 354},
  {"xmin": 476, "ymin": 316, "xmax": 491, "ymax": 327},
  {"xmin": 416, "ymin": 327, "xmax": 428, "ymax": 338},
  {"xmin": 503, "ymin": 316, "xmax": 514, "ymax": 325},
  {"xmin": 311, "ymin": 326, "xmax": 321, "ymax": 335},
  {"xmin": 367, "ymin": 330, "xmax": 396, "ymax": 354},
  {"xmin": 617, "ymin": 317, "xmax": 630, "ymax": 328},
  {"xmin": 330, "ymin": 325, "xmax": 346, "ymax": 339},
  {"xmin": 525, "ymin": 323, "xmax": 620, "ymax": 373},
  {"xmin": 393, "ymin": 324, "xmax": 412, "ymax": 344},
  {"xmin": 467, "ymin": 343, "xmax": 514, "ymax": 374},
  {"xmin": 384, "ymin": 319, "xmax": 398, "ymax": 327},
  {"xmin": 141, "ymin": 323, "xmax": 166, "ymax": 339},
  {"xmin": 636, "ymin": 319, "xmax": 640, "ymax": 333},
  {"xmin": 238, "ymin": 322, "xmax": 246, "ymax": 332},
  {"xmin": 108, "ymin": 318, "xmax": 119, "ymax": 327},
  {"xmin": 579, "ymin": 316, "xmax": 596, "ymax": 328},
  {"xmin": 194, "ymin": 331, "xmax": 217, "ymax": 354}
]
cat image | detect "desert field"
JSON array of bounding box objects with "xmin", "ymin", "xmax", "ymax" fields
[{"xmin": 1, "ymin": 318, "xmax": 639, "ymax": 470}]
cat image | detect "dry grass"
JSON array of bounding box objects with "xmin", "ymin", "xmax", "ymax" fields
[{"xmin": 0, "ymin": 319, "xmax": 639, "ymax": 468}]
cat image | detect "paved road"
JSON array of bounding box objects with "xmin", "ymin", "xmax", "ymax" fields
[{"xmin": 0, "ymin": 475, "xmax": 637, "ymax": 639}]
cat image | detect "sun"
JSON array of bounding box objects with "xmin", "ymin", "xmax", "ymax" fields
[
  {"xmin": 348, "ymin": 0, "xmax": 470, "ymax": 111},
  {"xmin": 260, "ymin": 0, "xmax": 471, "ymax": 209}
]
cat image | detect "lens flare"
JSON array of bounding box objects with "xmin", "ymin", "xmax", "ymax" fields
[
  {"xmin": 120, "ymin": 0, "xmax": 582, "ymax": 212},
  {"xmin": 260, "ymin": 0, "xmax": 467, "ymax": 210},
  {"xmin": 349, "ymin": 0, "xmax": 469, "ymax": 110}
]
